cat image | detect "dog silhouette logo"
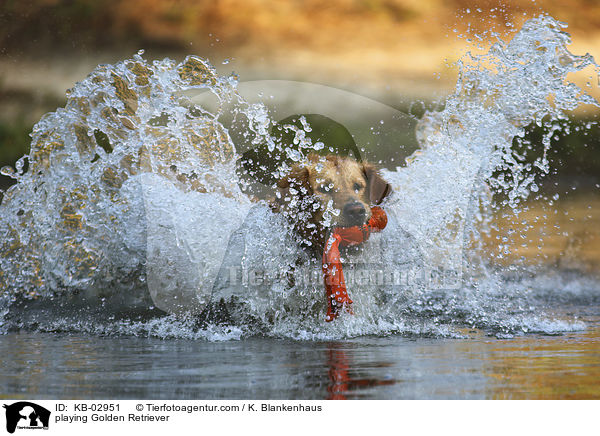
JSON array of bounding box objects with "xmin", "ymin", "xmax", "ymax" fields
[{"xmin": 3, "ymin": 402, "xmax": 50, "ymax": 434}]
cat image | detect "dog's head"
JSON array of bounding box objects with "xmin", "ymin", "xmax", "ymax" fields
[{"xmin": 275, "ymin": 154, "xmax": 391, "ymax": 246}]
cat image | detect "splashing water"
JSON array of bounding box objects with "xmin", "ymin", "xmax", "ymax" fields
[{"xmin": 1, "ymin": 16, "xmax": 599, "ymax": 340}]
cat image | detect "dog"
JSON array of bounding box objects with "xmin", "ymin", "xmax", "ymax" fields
[
  {"xmin": 273, "ymin": 153, "xmax": 392, "ymax": 256},
  {"xmin": 199, "ymin": 152, "xmax": 393, "ymax": 325}
]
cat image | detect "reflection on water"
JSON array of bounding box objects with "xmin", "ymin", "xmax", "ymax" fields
[
  {"xmin": 1, "ymin": 316, "xmax": 598, "ymax": 400},
  {"xmin": 326, "ymin": 344, "xmax": 396, "ymax": 400}
]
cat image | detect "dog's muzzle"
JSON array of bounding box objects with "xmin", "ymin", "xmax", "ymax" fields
[{"xmin": 343, "ymin": 202, "xmax": 367, "ymax": 226}]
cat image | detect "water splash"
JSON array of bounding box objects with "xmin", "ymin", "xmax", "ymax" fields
[
  {"xmin": 0, "ymin": 53, "xmax": 257, "ymax": 299},
  {"xmin": 1, "ymin": 16, "xmax": 599, "ymax": 339},
  {"xmin": 389, "ymin": 15, "xmax": 598, "ymax": 271}
]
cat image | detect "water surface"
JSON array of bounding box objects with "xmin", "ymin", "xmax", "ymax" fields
[{"xmin": 2, "ymin": 310, "xmax": 598, "ymax": 400}]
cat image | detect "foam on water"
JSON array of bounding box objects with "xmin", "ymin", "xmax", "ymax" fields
[{"xmin": 1, "ymin": 16, "xmax": 599, "ymax": 340}]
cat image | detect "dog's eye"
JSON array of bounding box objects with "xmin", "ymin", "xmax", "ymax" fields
[{"xmin": 353, "ymin": 183, "xmax": 364, "ymax": 192}]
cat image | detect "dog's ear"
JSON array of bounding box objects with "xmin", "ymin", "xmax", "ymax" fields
[
  {"xmin": 363, "ymin": 163, "xmax": 392, "ymax": 205},
  {"xmin": 277, "ymin": 167, "xmax": 311, "ymax": 196}
]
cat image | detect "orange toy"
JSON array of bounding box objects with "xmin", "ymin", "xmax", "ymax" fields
[{"xmin": 322, "ymin": 206, "xmax": 387, "ymax": 321}]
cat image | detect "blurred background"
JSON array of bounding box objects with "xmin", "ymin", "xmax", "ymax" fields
[{"xmin": 1, "ymin": 0, "xmax": 599, "ymax": 270}]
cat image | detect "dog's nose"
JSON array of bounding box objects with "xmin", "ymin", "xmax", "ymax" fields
[{"xmin": 343, "ymin": 202, "xmax": 366, "ymax": 225}]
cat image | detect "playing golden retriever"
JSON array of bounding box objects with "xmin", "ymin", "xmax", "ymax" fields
[{"xmin": 272, "ymin": 153, "xmax": 392, "ymax": 320}]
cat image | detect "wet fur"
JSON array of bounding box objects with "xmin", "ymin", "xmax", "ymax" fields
[{"xmin": 273, "ymin": 154, "xmax": 391, "ymax": 255}]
